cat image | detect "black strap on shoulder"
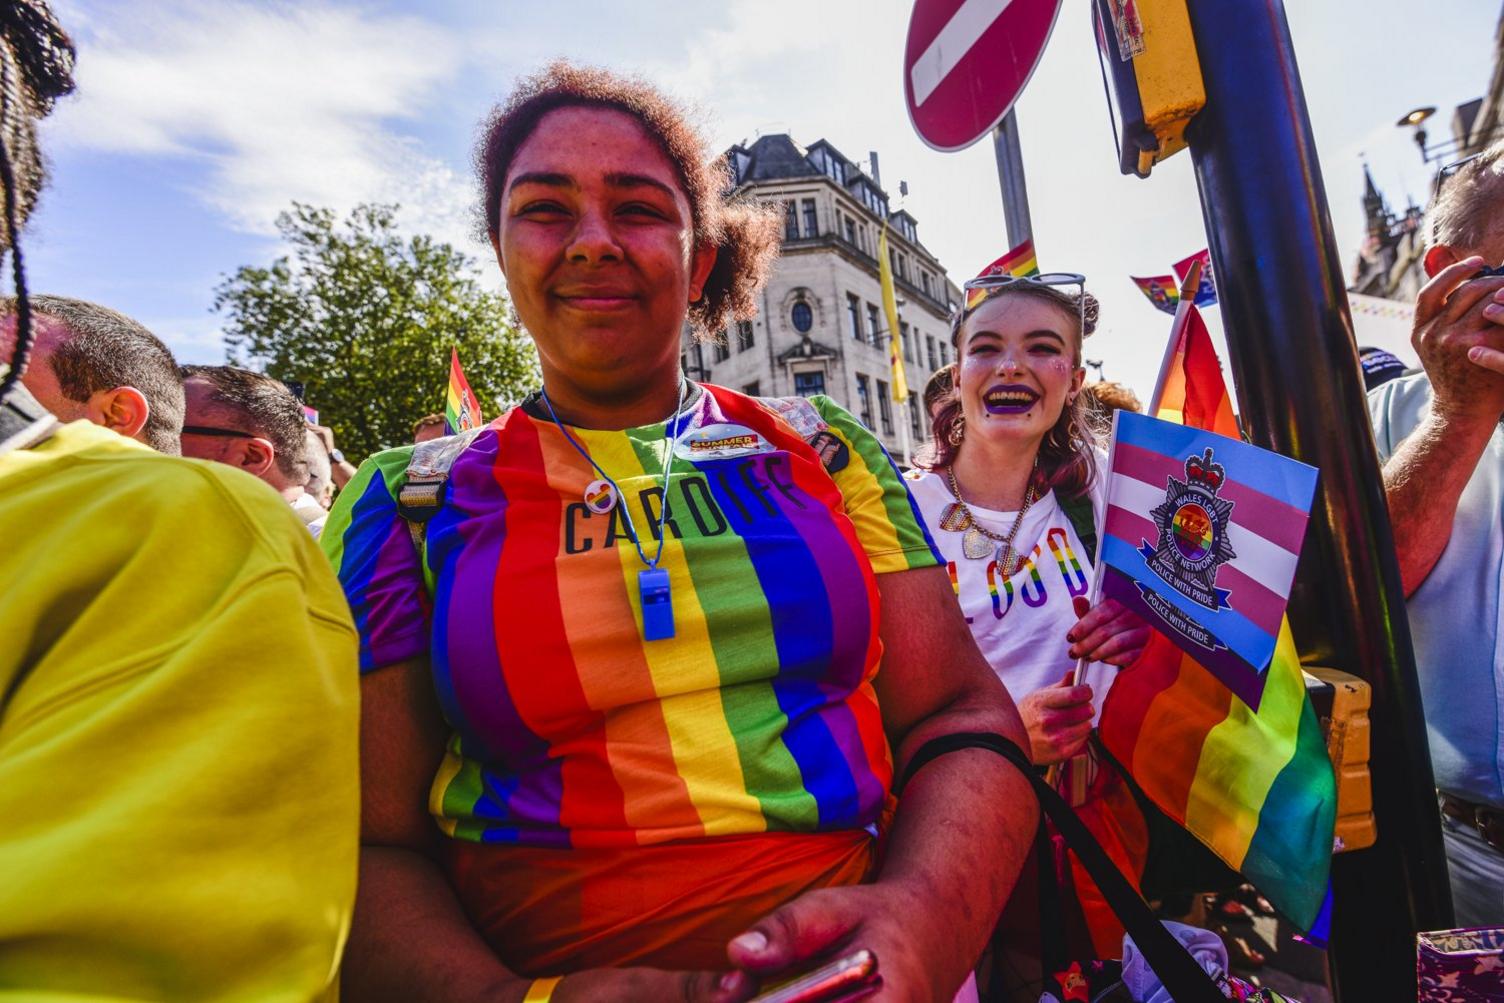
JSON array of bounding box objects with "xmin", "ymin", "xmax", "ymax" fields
[
  {"xmin": 1059, "ymin": 490, "xmax": 1097, "ymax": 565},
  {"xmin": 898, "ymin": 732, "xmax": 1224, "ymax": 1003}
]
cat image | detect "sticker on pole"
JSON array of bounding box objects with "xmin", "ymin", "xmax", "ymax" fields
[{"xmin": 904, "ymin": 0, "xmax": 1065, "ymax": 152}]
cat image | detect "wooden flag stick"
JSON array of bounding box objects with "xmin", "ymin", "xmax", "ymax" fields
[{"xmin": 1146, "ymin": 258, "xmax": 1206, "ymax": 416}]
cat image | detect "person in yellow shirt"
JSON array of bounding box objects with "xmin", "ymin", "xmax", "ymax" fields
[{"xmin": 0, "ymin": 3, "xmax": 360, "ymax": 999}]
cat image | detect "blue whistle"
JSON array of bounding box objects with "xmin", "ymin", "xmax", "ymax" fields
[{"xmin": 638, "ymin": 567, "xmax": 674, "ymax": 641}]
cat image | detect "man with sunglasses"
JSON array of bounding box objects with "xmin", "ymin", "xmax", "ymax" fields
[
  {"xmin": 1368, "ymin": 140, "xmax": 1504, "ymax": 926},
  {"xmin": 180, "ymin": 363, "xmax": 312, "ymax": 502}
]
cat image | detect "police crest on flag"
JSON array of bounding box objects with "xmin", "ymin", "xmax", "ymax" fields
[{"xmin": 1142, "ymin": 447, "xmax": 1236, "ymax": 612}]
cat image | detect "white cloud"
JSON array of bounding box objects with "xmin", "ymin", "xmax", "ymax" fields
[{"xmin": 50, "ymin": 0, "xmax": 478, "ymax": 248}]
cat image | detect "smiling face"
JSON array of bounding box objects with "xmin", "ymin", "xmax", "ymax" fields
[
  {"xmin": 492, "ymin": 105, "xmax": 716, "ymax": 400},
  {"xmin": 955, "ymin": 291, "xmax": 1085, "ymax": 452}
]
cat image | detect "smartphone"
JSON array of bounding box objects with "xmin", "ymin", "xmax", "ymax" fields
[
  {"xmin": 747, "ymin": 949, "xmax": 881, "ymax": 1003},
  {"xmin": 1475, "ymin": 263, "xmax": 1504, "ymax": 279}
]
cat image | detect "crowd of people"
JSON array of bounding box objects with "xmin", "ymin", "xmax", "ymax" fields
[{"xmin": 5, "ymin": 0, "xmax": 1504, "ymax": 999}]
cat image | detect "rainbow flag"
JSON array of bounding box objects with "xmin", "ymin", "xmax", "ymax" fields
[
  {"xmin": 965, "ymin": 239, "xmax": 1039, "ymax": 310},
  {"xmin": 1130, "ymin": 274, "xmax": 1180, "ymax": 315},
  {"xmin": 1154, "ymin": 306, "xmax": 1236, "ymax": 430},
  {"xmin": 877, "ymin": 225, "xmax": 909, "ymax": 402},
  {"xmin": 1099, "ymin": 413, "xmax": 1318, "ymax": 710},
  {"xmin": 445, "ymin": 348, "xmax": 484, "ymax": 435},
  {"xmin": 1096, "ymin": 306, "xmax": 1336, "ymax": 931}
]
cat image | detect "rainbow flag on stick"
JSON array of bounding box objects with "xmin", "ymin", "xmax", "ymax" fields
[
  {"xmin": 1131, "ymin": 274, "xmax": 1180, "ymax": 315},
  {"xmin": 1095, "ymin": 285, "xmax": 1336, "ymax": 931},
  {"xmin": 965, "ymin": 239, "xmax": 1039, "ymax": 310},
  {"xmin": 445, "ymin": 348, "xmax": 484, "ymax": 435}
]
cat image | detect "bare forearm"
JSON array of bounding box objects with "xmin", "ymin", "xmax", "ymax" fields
[
  {"xmin": 1383, "ymin": 410, "xmax": 1495, "ymax": 594},
  {"xmin": 344, "ymin": 846, "xmax": 525, "ymax": 1003},
  {"xmin": 878, "ymin": 688, "xmax": 1036, "ymax": 987}
]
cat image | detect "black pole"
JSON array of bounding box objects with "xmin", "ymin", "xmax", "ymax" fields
[{"xmin": 1182, "ymin": 1, "xmax": 1452, "ymax": 998}]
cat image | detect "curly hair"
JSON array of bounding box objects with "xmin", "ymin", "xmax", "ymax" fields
[
  {"xmin": 474, "ymin": 61, "xmax": 780, "ymax": 337},
  {"xmin": 922, "ymin": 282, "xmax": 1101, "ymax": 500}
]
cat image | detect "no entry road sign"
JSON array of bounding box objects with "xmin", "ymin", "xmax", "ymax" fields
[{"xmin": 905, "ymin": 0, "xmax": 1064, "ymax": 152}]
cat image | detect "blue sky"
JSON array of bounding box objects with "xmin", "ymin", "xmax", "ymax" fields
[{"xmin": 25, "ymin": 0, "xmax": 1502, "ymax": 402}]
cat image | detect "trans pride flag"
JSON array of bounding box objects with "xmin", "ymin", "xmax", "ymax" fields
[
  {"xmin": 444, "ymin": 348, "xmax": 483, "ymax": 435},
  {"xmin": 1098, "ymin": 413, "xmax": 1318, "ymax": 710},
  {"xmin": 1095, "ymin": 302, "xmax": 1336, "ymax": 930}
]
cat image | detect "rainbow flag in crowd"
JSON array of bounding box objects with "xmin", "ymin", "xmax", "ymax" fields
[
  {"xmin": 965, "ymin": 239, "xmax": 1039, "ymax": 310},
  {"xmin": 1173, "ymin": 249, "xmax": 1218, "ymax": 306},
  {"xmin": 1130, "ymin": 274, "xmax": 1180, "ymax": 315},
  {"xmin": 1096, "ymin": 304, "xmax": 1336, "ymax": 931},
  {"xmin": 445, "ymin": 348, "xmax": 484, "ymax": 435},
  {"xmin": 877, "ymin": 225, "xmax": 909, "ymax": 402}
]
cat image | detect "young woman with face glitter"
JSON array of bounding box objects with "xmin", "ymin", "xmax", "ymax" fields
[{"xmin": 908, "ymin": 273, "xmax": 1150, "ymax": 767}]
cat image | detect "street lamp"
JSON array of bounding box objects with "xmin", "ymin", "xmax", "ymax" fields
[
  {"xmin": 1085, "ymin": 359, "xmax": 1104, "ymax": 380},
  {"xmin": 1397, "ymin": 106, "xmax": 1437, "ymax": 161}
]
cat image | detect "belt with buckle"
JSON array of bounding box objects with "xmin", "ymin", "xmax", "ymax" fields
[{"xmin": 1440, "ymin": 793, "xmax": 1504, "ymax": 855}]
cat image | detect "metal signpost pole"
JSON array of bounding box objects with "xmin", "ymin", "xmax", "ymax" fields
[
  {"xmin": 992, "ymin": 108, "xmax": 1034, "ymax": 246},
  {"xmin": 1182, "ymin": 1, "xmax": 1452, "ymax": 996}
]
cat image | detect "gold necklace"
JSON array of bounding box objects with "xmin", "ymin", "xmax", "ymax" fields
[{"xmin": 942, "ymin": 464, "xmax": 1037, "ymax": 575}]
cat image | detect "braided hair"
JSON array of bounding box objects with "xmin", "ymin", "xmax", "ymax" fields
[{"xmin": 0, "ymin": 0, "xmax": 74, "ymax": 405}]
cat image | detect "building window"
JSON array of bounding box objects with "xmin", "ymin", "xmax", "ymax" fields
[
  {"xmin": 794, "ymin": 371, "xmax": 825, "ymax": 397},
  {"xmin": 802, "ymin": 198, "xmax": 818, "ymax": 238},
  {"xmin": 939, "ymin": 343, "xmax": 949, "ymax": 368},
  {"xmin": 855, "ymin": 374, "xmax": 873, "ymax": 429},
  {"xmin": 898, "ymin": 255, "xmax": 909, "ymax": 281},
  {"xmin": 847, "ymin": 294, "xmax": 863, "ymax": 341},
  {"xmin": 743, "ymin": 381, "xmax": 761, "ymax": 397},
  {"xmin": 909, "ymin": 396, "xmax": 921, "ymax": 437},
  {"xmin": 876, "ymin": 379, "xmax": 893, "ymax": 435},
  {"xmin": 736, "ymin": 320, "xmax": 755, "ymax": 352},
  {"xmin": 783, "ymin": 201, "xmax": 798, "ymax": 241},
  {"xmin": 926, "ymin": 335, "xmax": 938, "ymax": 370},
  {"xmin": 790, "ymin": 302, "xmax": 813, "ymax": 334},
  {"xmin": 867, "ymin": 303, "xmax": 882, "ymax": 346},
  {"xmin": 901, "ymin": 322, "xmax": 913, "ymax": 363},
  {"xmin": 714, "ymin": 338, "xmax": 730, "ymax": 364},
  {"xmin": 844, "ymin": 216, "xmax": 856, "ymax": 245},
  {"xmin": 921, "ymin": 272, "xmax": 932, "ymax": 297}
]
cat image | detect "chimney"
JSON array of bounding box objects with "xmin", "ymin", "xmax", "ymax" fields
[{"xmin": 869, "ymin": 151, "xmax": 881, "ymax": 187}]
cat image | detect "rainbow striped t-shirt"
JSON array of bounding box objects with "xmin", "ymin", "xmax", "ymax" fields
[{"xmin": 322, "ymin": 386, "xmax": 940, "ymax": 848}]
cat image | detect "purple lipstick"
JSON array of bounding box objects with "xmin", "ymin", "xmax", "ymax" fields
[{"xmin": 982, "ymin": 383, "xmax": 1039, "ymax": 415}]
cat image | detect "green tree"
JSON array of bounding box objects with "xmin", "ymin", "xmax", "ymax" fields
[{"xmin": 215, "ymin": 202, "xmax": 537, "ymax": 460}]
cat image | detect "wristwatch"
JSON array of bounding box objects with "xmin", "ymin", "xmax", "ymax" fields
[{"xmin": 329, "ymin": 448, "xmax": 345, "ymax": 464}]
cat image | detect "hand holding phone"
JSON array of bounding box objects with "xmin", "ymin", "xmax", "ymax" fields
[{"xmin": 747, "ymin": 949, "xmax": 881, "ymax": 1003}]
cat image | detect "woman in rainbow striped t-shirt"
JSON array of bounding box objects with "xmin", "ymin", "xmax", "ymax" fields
[{"xmin": 323, "ymin": 64, "xmax": 1038, "ymax": 1002}]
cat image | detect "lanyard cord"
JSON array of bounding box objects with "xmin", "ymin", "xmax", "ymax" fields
[{"xmin": 541, "ymin": 378, "xmax": 691, "ymax": 572}]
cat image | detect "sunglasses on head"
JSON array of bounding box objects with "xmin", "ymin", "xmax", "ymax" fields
[
  {"xmin": 1434, "ymin": 153, "xmax": 1483, "ymax": 200},
  {"xmin": 180, "ymin": 424, "xmax": 256, "ymax": 438},
  {"xmin": 960, "ymin": 271, "xmax": 1088, "ymax": 335}
]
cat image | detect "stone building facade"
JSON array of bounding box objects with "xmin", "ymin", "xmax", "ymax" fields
[{"xmin": 682, "ymin": 134, "xmax": 963, "ymax": 461}]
